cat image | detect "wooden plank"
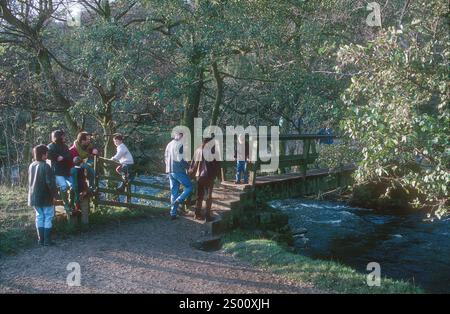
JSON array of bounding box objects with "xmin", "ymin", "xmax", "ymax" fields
[
  {"xmin": 277, "ymin": 134, "xmax": 337, "ymax": 141},
  {"xmin": 97, "ymin": 156, "xmax": 121, "ymax": 166},
  {"xmin": 96, "ymin": 200, "xmax": 166, "ymax": 211},
  {"xmin": 131, "ymin": 180, "xmax": 170, "ymax": 190},
  {"xmin": 98, "ymin": 175, "xmax": 170, "ymax": 190},
  {"xmin": 98, "ymin": 188, "xmax": 169, "ymax": 202}
]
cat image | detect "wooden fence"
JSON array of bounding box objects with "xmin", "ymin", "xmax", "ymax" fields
[
  {"xmin": 220, "ymin": 134, "xmax": 335, "ymax": 185},
  {"xmin": 93, "ymin": 156, "xmax": 170, "ymax": 211}
]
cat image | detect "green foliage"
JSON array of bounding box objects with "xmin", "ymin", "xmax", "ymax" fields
[
  {"xmin": 315, "ymin": 142, "xmax": 361, "ymax": 170},
  {"xmin": 337, "ymin": 1, "xmax": 449, "ymax": 216}
]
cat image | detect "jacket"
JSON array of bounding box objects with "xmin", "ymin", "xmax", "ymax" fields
[
  {"xmin": 28, "ymin": 161, "xmax": 56, "ymax": 207},
  {"xmin": 47, "ymin": 142, "xmax": 72, "ymax": 177},
  {"xmin": 234, "ymin": 140, "xmax": 250, "ymax": 161},
  {"xmin": 165, "ymin": 139, "xmax": 189, "ymax": 173},
  {"xmin": 69, "ymin": 140, "xmax": 95, "ymax": 161},
  {"xmin": 189, "ymin": 146, "xmax": 220, "ymax": 181},
  {"xmin": 70, "ymin": 166, "xmax": 88, "ymax": 204}
]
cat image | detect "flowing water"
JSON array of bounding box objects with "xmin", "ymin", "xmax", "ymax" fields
[
  {"xmin": 269, "ymin": 199, "xmax": 450, "ymax": 293},
  {"xmin": 100, "ymin": 174, "xmax": 449, "ymax": 293}
]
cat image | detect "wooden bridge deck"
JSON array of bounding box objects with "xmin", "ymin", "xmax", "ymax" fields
[
  {"xmin": 213, "ymin": 164, "xmax": 355, "ymax": 209},
  {"xmin": 221, "ymin": 164, "xmax": 355, "ymax": 188}
]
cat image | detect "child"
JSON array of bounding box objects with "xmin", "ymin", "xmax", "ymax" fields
[
  {"xmin": 70, "ymin": 156, "xmax": 90, "ymax": 225},
  {"xmin": 111, "ymin": 133, "xmax": 134, "ymax": 192},
  {"xmin": 28, "ymin": 144, "xmax": 57, "ymax": 246}
]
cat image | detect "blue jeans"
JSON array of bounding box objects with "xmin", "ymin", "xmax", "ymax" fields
[
  {"xmin": 235, "ymin": 161, "xmax": 249, "ymax": 183},
  {"xmin": 55, "ymin": 175, "xmax": 71, "ymax": 192},
  {"xmin": 169, "ymin": 172, "xmax": 193, "ymax": 217},
  {"xmin": 35, "ymin": 206, "xmax": 55, "ymax": 229}
]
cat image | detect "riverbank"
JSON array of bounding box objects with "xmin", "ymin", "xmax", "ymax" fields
[
  {"xmin": 222, "ymin": 229, "xmax": 423, "ymax": 294},
  {"xmin": 0, "ymin": 185, "xmax": 165, "ymax": 255}
]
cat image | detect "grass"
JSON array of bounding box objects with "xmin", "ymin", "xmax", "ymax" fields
[
  {"xmin": 0, "ymin": 185, "xmax": 166, "ymax": 255},
  {"xmin": 222, "ymin": 229, "xmax": 424, "ymax": 294}
]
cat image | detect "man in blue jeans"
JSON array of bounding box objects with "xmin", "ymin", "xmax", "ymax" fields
[{"xmin": 165, "ymin": 131, "xmax": 193, "ymax": 220}]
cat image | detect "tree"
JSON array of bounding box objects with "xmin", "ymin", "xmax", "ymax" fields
[{"xmin": 337, "ymin": 0, "xmax": 449, "ymax": 216}]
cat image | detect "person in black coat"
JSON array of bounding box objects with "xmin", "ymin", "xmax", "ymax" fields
[
  {"xmin": 47, "ymin": 130, "xmax": 72, "ymax": 214},
  {"xmin": 28, "ymin": 144, "xmax": 57, "ymax": 246}
]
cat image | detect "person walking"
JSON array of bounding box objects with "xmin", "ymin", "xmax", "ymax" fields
[
  {"xmin": 164, "ymin": 131, "xmax": 193, "ymax": 220},
  {"xmin": 189, "ymin": 137, "xmax": 220, "ymax": 222}
]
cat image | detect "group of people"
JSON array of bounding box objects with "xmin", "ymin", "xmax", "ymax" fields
[
  {"xmin": 164, "ymin": 132, "xmax": 250, "ymax": 221},
  {"xmin": 27, "ymin": 128, "xmax": 250, "ymax": 246},
  {"xmin": 27, "ymin": 130, "xmax": 133, "ymax": 246}
]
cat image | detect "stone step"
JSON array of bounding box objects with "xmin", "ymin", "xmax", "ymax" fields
[{"xmin": 190, "ymin": 236, "xmax": 222, "ymax": 252}]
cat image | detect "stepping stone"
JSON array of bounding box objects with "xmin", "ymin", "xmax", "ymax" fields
[
  {"xmin": 292, "ymin": 228, "xmax": 308, "ymax": 236},
  {"xmin": 191, "ymin": 236, "xmax": 222, "ymax": 252}
]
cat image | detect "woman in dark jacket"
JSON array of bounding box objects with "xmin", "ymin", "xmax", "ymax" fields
[
  {"xmin": 28, "ymin": 144, "xmax": 57, "ymax": 246},
  {"xmin": 189, "ymin": 137, "xmax": 221, "ymax": 222},
  {"xmin": 47, "ymin": 129, "xmax": 72, "ymax": 214}
]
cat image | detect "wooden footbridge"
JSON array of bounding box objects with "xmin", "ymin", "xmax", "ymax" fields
[{"xmin": 90, "ymin": 134, "xmax": 354, "ymax": 235}]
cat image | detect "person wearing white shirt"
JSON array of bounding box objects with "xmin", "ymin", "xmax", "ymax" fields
[
  {"xmin": 111, "ymin": 133, "xmax": 134, "ymax": 192},
  {"xmin": 164, "ymin": 131, "xmax": 193, "ymax": 220}
]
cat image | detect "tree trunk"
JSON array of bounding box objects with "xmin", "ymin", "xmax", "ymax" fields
[
  {"xmin": 182, "ymin": 66, "xmax": 204, "ymax": 133},
  {"xmin": 102, "ymin": 119, "xmax": 115, "ymax": 159},
  {"xmin": 210, "ymin": 61, "xmax": 223, "ymax": 126}
]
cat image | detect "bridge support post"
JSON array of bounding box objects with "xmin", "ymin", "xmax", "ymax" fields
[{"xmin": 93, "ymin": 155, "xmax": 99, "ymax": 212}]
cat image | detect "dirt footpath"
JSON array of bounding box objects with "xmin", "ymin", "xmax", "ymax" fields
[{"xmin": 0, "ymin": 215, "xmax": 319, "ymax": 293}]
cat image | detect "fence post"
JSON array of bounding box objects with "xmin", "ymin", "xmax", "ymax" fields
[
  {"xmin": 126, "ymin": 180, "xmax": 132, "ymax": 204},
  {"xmin": 93, "ymin": 155, "xmax": 99, "ymax": 212},
  {"xmin": 221, "ymin": 165, "xmax": 227, "ymax": 182}
]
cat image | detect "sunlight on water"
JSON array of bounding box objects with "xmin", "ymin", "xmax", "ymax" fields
[{"xmin": 269, "ymin": 198, "xmax": 450, "ymax": 293}]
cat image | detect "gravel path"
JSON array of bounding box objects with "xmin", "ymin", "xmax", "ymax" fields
[{"xmin": 0, "ymin": 215, "xmax": 319, "ymax": 293}]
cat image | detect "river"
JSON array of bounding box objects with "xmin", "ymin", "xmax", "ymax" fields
[
  {"xmin": 269, "ymin": 199, "xmax": 450, "ymax": 293},
  {"xmin": 103, "ymin": 175, "xmax": 449, "ymax": 293}
]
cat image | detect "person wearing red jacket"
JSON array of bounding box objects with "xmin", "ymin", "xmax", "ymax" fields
[{"xmin": 69, "ymin": 131, "xmax": 98, "ymax": 190}]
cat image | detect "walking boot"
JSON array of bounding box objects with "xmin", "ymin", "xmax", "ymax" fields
[
  {"xmin": 194, "ymin": 209, "xmax": 203, "ymax": 220},
  {"xmin": 37, "ymin": 227, "xmax": 44, "ymax": 246},
  {"xmin": 43, "ymin": 228, "xmax": 54, "ymax": 246}
]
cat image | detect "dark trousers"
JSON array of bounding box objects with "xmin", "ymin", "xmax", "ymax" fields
[
  {"xmin": 195, "ymin": 177, "xmax": 214, "ymax": 216},
  {"xmin": 116, "ymin": 164, "xmax": 135, "ymax": 190}
]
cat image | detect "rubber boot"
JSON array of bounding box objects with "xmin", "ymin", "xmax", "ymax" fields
[
  {"xmin": 43, "ymin": 228, "xmax": 54, "ymax": 246},
  {"xmin": 37, "ymin": 227, "xmax": 44, "ymax": 246}
]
